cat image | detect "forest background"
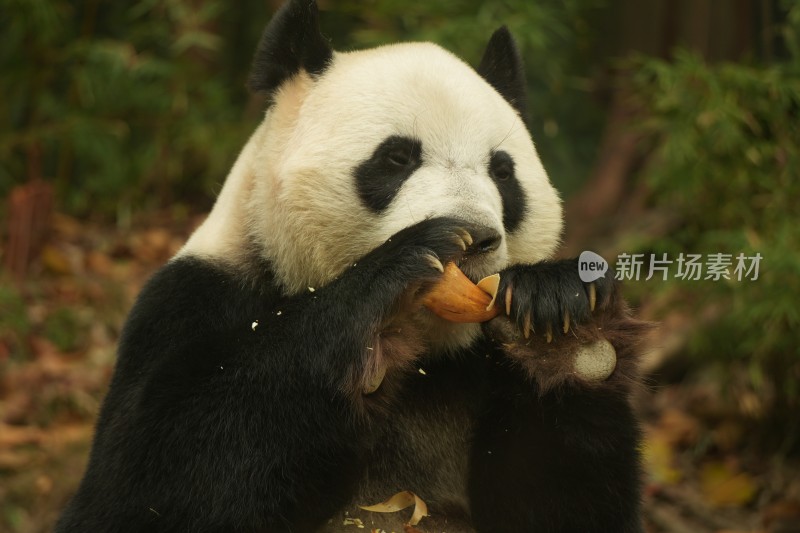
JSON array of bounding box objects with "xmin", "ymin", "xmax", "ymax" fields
[{"xmin": 1, "ymin": 0, "xmax": 799, "ymax": 531}]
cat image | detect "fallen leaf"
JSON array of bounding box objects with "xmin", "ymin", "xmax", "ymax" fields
[
  {"xmin": 700, "ymin": 462, "xmax": 757, "ymax": 507},
  {"xmin": 130, "ymin": 228, "xmax": 173, "ymax": 263},
  {"xmin": 0, "ymin": 450, "xmax": 30, "ymax": 470},
  {"xmin": 0, "ymin": 424, "xmax": 44, "ymax": 447},
  {"xmin": 36, "ymin": 474, "xmax": 54, "ymax": 494},
  {"xmin": 85, "ymin": 250, "xmax": 114, "ymax": 276},
  {"xmin": 642, "ymin": 429, "xmax": 682, "ymax": 485},
  {"xmin": 360, "ymin": 491, "xmax": 429, "ymax": 526},
  {"xmin": 41, "ymin": 245, "xmax": 73, "ymax": 275}
]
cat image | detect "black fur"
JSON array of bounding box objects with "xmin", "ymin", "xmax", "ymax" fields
[
  {"xmin": 489, "ymin": 150, "xmax": 527, "ymax": 233},
  {"xmin": 247, "ymin": 0, "xmax": 332, "ymax": 95},
  {"xmin": 468, "ymin": 355, "xmax": 643, "ymax": 533},
  {"xmin": 355, "ymin": 135, "xmax": 423, "ymax": 212},
  {"xmin": 477, "ymin": 26, "xmax": 527, "ymax": 119}
]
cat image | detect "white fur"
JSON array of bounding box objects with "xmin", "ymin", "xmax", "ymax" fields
[{"xmin": 180, "ymin": 42, "xmax": 563, "ymax": 349}]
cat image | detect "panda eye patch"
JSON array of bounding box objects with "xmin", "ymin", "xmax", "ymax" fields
[
  {"xmin": 355, "ymin": 135, "xmax": 423, "ymax": 213},
  {"xmin": 488, "ymin": 150, "xmax": 527, "ymax": 233}
]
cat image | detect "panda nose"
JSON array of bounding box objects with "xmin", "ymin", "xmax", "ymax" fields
[{"xmin": 466, "ymin": 227, "xmax": 502, "ymax": 255}]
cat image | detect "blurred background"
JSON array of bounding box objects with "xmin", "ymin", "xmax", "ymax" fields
[{"xmin": 1, "ymin": 0, "xmax": 799, "ymax": 531}]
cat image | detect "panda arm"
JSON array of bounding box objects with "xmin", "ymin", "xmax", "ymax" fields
[
  {"xmin": 467, "ymin": 260, "xmax": 648, "ymax": 533},
  {"xmin": 468, "ymin": 356, "xmax": 645, "ymax": 533},
  {"xmin": 57, "ymin": 218, "xmax": 473, "ymax": 533},
  {"xmin": 59, "ymin": 256, "xmax": 365, "ymax": 531}
]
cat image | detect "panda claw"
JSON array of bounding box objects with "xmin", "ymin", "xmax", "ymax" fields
[
  {"xmin": 504, "ymin": 286, "xmax": 513, "ymax": 316},
  {"xmin": 589, "ymin": 283, "xmax": 597, "ymax": 312},
  {"xmin": 523, "ymin": 311, "xmax": 532, "ymax": 339},
  {"xmin": 563, "ymin": 309, "xmax": 570, "ymax": 333},
  {"xmin": 454, "ymin": 235, "xmax": 468, "ymax": 251},
  {"xmin": 425, "ymin": 254, "xmax": 445, "ymax": 273},
  {"xmin": 546, "ymin": 323, "xmax": 553, "ymax": 343},
  {"xmin": 459, "ymin": 230, "xmax": 474, "ymax": 247}
]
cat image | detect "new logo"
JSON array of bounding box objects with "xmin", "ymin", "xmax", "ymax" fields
[{"xmin": 578, "ymin": 251, "xmax": 608, "ymax": 283}]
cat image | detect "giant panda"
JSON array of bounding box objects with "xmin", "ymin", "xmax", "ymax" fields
[{"xmin": 56, "ymin": 1, "xmax": 648, "ymax": 532}]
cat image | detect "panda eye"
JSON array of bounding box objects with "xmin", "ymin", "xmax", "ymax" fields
[
  {"xmin": 491, "ymin": 164, "xmax": 513, "ymax": 181},
  {"xmin": 489, "ymin": 151, "xmax": 515, "ymax": 182},
  {"xmin": 387, "ymin": 149, "xmax": 413, "ymax": 167},
  {"xmin": 380, "ymin": 137, "xmax": 421, "ymax": 169}
]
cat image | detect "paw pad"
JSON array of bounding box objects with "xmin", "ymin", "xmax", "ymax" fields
[{"xmin": 573, "ymin": 339, "xmax": 616, "ymax": 382}]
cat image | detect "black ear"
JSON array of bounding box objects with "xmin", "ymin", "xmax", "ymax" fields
[
  {"xmin": 248, "ymin": 0, "xmax": 333, "ymax": 95},
  {"xmin": 477, "ymin": 26, "xmax": 527, "ymax": 118}
]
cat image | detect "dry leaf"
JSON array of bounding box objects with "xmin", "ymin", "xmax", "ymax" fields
[
  {"xmin": 641, "ymin": 429, "xmax": 682, "ymax": 486},
  {"xmin": 360, "ymin": 490, "xmax": 429, "ymax": 526},
  {"xmin": 85, "ymin": 250, "xmax": 114, "ymax": 276},
  {"xmin": 41, "ymin": 245, "xmax": 73, "ymax": 275},
  {"xmin": 0, "ymin": 450, "xmax": 30, "ymax": 470},
  {"xmin": 700, "ymin": 462, "xmax": 757, "ymax": 507},
  {"xmin": 342, "ymin": 517, "xmax": 365, "ymax": 528},
  {"xmin": 0, "ymin": 424, "xmax": 44, "ymax": 447}
]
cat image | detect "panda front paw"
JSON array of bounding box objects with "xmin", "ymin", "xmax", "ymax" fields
[
  {"xmin": 498, "ymin": 259, "xmax": 615, "ymax": 340},
  {"xmin": 336, "ymin": 217, "xmax": 491, "ymax": 399},
  {"xmin": 485, "ymin": 259, "xmax": 647, "ymax": 393},
  {"xmin": 362, "ymin": 217, "xmax": 488, "ymax": 293}
]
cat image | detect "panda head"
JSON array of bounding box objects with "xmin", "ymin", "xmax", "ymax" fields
[{"xmin": 183, "ymin": 0, "xmax": 563, "ymax": 307}]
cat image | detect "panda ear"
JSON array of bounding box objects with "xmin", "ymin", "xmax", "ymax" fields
[
  {"xmin": 477, "ymin": 26, "xmax": 527, "ymax": 118},
  {"xmin": 248, "ymin": 0, "xmax": 333, "ymax": 95}
]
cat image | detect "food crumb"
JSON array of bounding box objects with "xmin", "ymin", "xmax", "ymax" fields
[
  {"xmin": 308, "ymin": 287, "xmax": 316, "ymax": 292},
  {"xmin": 251, "ymin": 320, "xmax": 259, "ymax": 331},
  {"xmin": 418, "ymin": 368, "xmax": 427, "ymax": 375}
]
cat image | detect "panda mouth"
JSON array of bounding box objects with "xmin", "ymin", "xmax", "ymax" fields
[{"xmin": 452, "ymin": 226, "xmax": 505, "ymax": 283}]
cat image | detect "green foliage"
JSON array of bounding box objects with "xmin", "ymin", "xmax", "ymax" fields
[
  {"xmin": 628, "ymin": 7, "xmax": 800, "ymax": 402},
  {"xmin": 632, "ymin": 51, "xmax": 799, "ymax": 232},
  {"xmin": 0, "ymin": 0, "xmax": 265, "ymax": 217},
  {"xmin": 42, "ymin": 307, "xmax": 84, "ymax": 352}
]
